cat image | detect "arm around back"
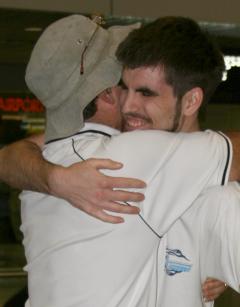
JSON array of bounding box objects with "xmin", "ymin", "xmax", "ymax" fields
[
  {"xmin": 226, "ymin": 131, "xmax": 240, "ymax": 181},
  {"xmin": 0, "ymin": 133, "xmax": 145, "ymax": 223},
  {"xmin": 0, "ymin": 133, "xmax": 49, "ymax": 192}
]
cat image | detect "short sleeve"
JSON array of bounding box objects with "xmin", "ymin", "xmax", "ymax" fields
[{"xmin": 199, "ymin": 183, "xmax": 240, "ymax": 293}]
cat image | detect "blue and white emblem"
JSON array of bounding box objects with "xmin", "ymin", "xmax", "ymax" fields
[{"xmin": 165, "ymin": 248, "xmax": 192, "ymax": 276}]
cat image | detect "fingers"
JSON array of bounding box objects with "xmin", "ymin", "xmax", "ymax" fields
[
  {"xmin": 88, "ymin": 158, "xmax": 146, "ymax": 189},
  {"xmin": 89, "ymin": 209, "xmax": 125, "ymax": 224},
  {"xmin": 106, "ymin": 176, "xmax": 146, "ymax": 189},
  {"xmin": 202, "ymin": 278, "xmax": 228, "ymax": 302},
  {"xmin": 53, "ymin": 158, "xmax": 146, "ymax": 224},
  {"xmin": 72, "ymin": 198, "xmax": 140, "ymax": 224},
  {"xmin": 76, "ymin": 203, "xmax": 139, "ymax": 223},
  {"xmin": 107, "ymin": 189, "xmax": 145, "ymax": 203},
  {"xmin": 89, "ymin": 158, "xmax": 124, "ymax": 170},
  {"xmin": 100, "ymin": 201, "xmax": 140, "ymax": 214},
  {"xmin": 91, "ymin": 188, "xmax": 144, "ymax": 212},
  {"xmin": 83, "ymin": 203, "xmax": 135, "ymax": 224}
]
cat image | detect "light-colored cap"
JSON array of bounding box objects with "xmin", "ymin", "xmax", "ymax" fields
[{"xmin": 25, "ymin": 14, "xmax": 140, "ymax": 142}]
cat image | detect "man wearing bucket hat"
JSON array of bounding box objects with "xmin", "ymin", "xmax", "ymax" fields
[
  {"xmin": 0, "ymin": 14, "xmax": 146, "ymax": 223},
  {"xmin": 25, "ymin": 14, "xmax": 138, "ymax": 143},
  {"xmin": 15, "ymin": 14, "xmax": 240, "ymax": 307}
]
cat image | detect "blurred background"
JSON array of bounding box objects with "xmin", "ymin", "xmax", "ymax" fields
[{"xmin": 0, "ymin": 0, "xmax": 240, "ymax": 306}]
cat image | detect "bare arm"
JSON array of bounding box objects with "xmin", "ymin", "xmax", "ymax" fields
[
  {"xmin": 0, "ymin": 134, "xmax": 145, "ymax": 223},
  {"xmin": 0, "ymin": 133, "xmax": 49, "ymax": 192},
  {"xmin": 226, "ymin": 132, "xmax": 240, "ymax": 181}
]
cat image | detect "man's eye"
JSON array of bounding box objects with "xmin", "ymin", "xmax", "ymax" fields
[
  {"xmin": 120, "ymin": 84, "xmax": 127, "ymax": 90},
  {"xmin": 142, "ymin": 90, "xmax": 153, "ymax": 97},
  {"xmin": 118, "ymin": 80, "xmax": 127, "ymax": 90}
]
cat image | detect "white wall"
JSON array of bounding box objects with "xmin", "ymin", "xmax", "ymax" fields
[{"xmin": 0, "ymin": 0, "xmax": 240, "ymax": 23}]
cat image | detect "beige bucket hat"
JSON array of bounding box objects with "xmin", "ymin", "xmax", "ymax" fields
[{"xmin": 25, "ymin": 14, "xmax": 140, "ymax": 142}]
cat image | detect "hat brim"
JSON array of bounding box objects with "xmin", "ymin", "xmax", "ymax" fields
[{"xmin": 45, "ymin": 57, "xmax": 122, "ymax": 142}]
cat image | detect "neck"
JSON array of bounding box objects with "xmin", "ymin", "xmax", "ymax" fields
[
  {"xmin": 178, "ymin": 112, "xmax": 201, "ymax": 132},
  {"xmin": 181, "ymin": 120, "xmax": 201, "ymax": 132}
]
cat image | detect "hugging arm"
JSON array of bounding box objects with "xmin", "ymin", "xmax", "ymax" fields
[
  {"xmin": 0, "ymin": 133, "xmax": 49, "ymax": 192},
  {"xmin": 226, "ymin": 131, "xmax": 240, "ymax": 181},
  {"xmin": 0, "ymin": 134, "xmax": 145, "ymax": 223}
]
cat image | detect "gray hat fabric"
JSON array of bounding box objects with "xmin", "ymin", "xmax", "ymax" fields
[{"xmin": 25, "ymin": 14, "xmax": 140, "ymax": 142}]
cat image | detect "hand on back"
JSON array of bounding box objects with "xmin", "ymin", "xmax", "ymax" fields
[
  {"xmin": 202, "ymin": 278, "xmax": 228, "ymax": 302},
  {"xmin": 49, "ymin": 158, "xmax": 146, "ymax": 223}
]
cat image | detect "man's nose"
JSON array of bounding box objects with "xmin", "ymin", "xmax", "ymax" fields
[{"xmin": 121, "ymin": 92, "xmax": 140, "ymax": 113}]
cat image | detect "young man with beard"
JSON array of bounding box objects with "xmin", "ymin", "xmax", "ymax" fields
[{"xmin": 115, "ymin": 16, "xmax": 240, "ymax": 306}]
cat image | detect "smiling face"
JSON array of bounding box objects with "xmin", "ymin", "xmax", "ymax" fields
[
  {"xmin": 87, "ymin": 86, "xmax": 124, "ymax": 130},
  {"xmin": 120, "ymin": 66, "xmax": 183, "ymax": 132}
]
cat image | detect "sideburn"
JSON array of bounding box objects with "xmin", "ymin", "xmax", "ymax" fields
[{"xmin": 171, "ymin": 98, "xmax": 183, "ymax": 132}]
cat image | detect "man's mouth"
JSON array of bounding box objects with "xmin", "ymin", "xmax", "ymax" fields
[{"xmin": 123, "ymin": 114, "xmax": 151, "ymax": 131}]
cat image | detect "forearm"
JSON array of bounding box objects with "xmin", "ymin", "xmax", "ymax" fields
[
  {"xmin": 225, "ymin": 131, "xmax": 240, "ymax": 181},
  {"xmin": 0, "ymin": 138, "xmax": 144, "ymax": 222},
  {"xmin": 0, "ymin": 137, "xmax": 56, "ymax": 193}
]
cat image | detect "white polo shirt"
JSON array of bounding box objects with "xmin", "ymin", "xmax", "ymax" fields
[
  {"xmin": 157, "ymin": 182, "xmax": 240, "ymax": 307},
  {"xmin": 20, "ymin": 123, "xmax": 232, "ymax": 307}
]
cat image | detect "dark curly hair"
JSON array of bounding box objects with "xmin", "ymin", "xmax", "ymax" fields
[{"xmin": 116, "ymin": 16, "xmax": 225, "ymax": 104}]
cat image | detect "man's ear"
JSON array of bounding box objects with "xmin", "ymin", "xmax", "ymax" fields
[
  {"xmin": 97, "ymin": 89, "xmax": 114, "ymax": 105},
  {"xmin": 181, "ymin": 87, "xmax": 203, "ymax": 116}
]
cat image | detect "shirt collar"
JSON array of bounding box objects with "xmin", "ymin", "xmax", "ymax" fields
[{"xmin": 81, "ymin": 122, "xmax": 121, "ymax": 137}]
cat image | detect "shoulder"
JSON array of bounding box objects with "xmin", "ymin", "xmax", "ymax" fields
[
  {"xmin": 202, "ymin": 182, "xmax": 240, "ymax": 200},
  {"xmin": 196, "ymin": 182, "xmax": 240, "ymax": 222},
  {"xmin": 103, "ymin": 130, "xmax": 180, "ymax": 160}
]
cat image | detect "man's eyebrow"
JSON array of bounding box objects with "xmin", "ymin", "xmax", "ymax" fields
[{"xmin": 136, "ymin": 86, "xmax": 158, "ymax": 96}]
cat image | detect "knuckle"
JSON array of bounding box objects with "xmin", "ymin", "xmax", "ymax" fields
[
  {"xmin": 86, "ymin": 158, "xmax": 96, "ymax": 165},
  {"xmin": 100, "ymin": 178, "xmax": 109, "ymax": 188},
  {"xmin": 94, "ymin": 190, "xmax": 105, "ymax": 202},
  {"xmin": 86, "ymin": 205, "xmax": 97, "ymax": 216}
]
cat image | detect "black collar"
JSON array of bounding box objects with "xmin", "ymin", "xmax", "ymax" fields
[{"xmin": 46, "ymin": 129, "xmax": 111, "ymax": 145}]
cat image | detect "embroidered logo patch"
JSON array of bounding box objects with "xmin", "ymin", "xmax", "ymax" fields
[{"xmin": 165, "ymin": 248, "xmax": 192, "ymax": 276}]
